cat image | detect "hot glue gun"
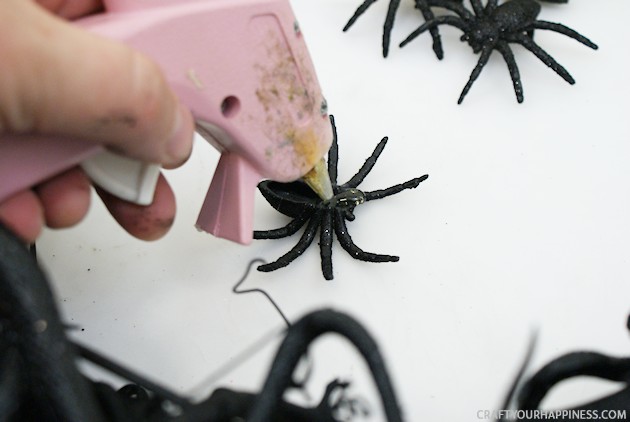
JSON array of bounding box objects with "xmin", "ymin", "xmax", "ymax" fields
[{"xmin": 0, "ymin": 0, "xmax": 334, "ymax": 244}]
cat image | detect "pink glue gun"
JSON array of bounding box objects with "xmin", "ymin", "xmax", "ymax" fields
[{"xmin": 0, "ymin": 0, "xmax": 333, "ymax": 244}]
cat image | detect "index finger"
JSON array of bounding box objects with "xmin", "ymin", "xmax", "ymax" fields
[{"xmin": 1, "ymin": 1, "xmax": 195, "ymax": 168}]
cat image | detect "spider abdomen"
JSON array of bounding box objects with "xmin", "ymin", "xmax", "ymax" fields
[
  {"xmin": 493, "ymin": 0, "xmax": 541, "ymax": 32},
  {"xmin": 258, "ymin": 180, "xmax": 321, "ymax": 218}
]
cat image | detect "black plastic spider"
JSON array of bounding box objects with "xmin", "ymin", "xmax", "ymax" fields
[
  {"xmin": 343, "ymin": 0, "xmax": 464, "ymax": 59},
  {"xmin": 516, "ymin": 352, "xmax": 630, "ymax": 415},
  {"xmin": 254, "ymin": 116, "xmax": 428, "ymax": 280},
  {"xmin": 342, "ymin": 0, "xmax": 566, "ymax": 59},
  {"xmin": 499, "ymin": 315, "xmax": 630, "ymax": 420},
  {"xmin": 0, "ymin": 222, "xmax": 404, "ymax": 421},
  {"xmin": 399, "ymin": 0, "xmax": 597, "ymax": 103}
]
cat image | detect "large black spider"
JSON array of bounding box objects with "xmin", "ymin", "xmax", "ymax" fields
[
  {"xmin": 500, "ymin": 315, "xmax": 630, "ymax": 419},
  {"xmin": 342, "ymin": 0, "xmax": 566, "ymax": 59},
  {"xmin": 343, "ymin": 0, "xmax": 463, "ymax": 59},
  {"xmin": 0, "ymin": 222, "xmax": 404, "ymax": 421},
  {"xmin": 254, "ymin": 115, "xmax": 428, "ymax": 280},
  {"xmin": 399, "ymin": 0, "xmax": 598, "ymax": 103}
]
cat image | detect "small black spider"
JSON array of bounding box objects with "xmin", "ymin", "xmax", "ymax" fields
[
  {"xmin": 399, "ymin": 0, "xmax": 597, "ymax": 103},
  {"xmin": 254, "ymin": 116, "xmax": 428, "ymax": 280},
  {"xmin": 343, "ymin": 0, "xmax": 464, "ymax": 59}
]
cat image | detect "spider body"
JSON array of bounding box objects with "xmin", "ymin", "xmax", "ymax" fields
[
  {"xmin": 343, "ymin": 0, "xmax": 565, "ymax": 59},
  {"xmin": 399, "ymin": 0, "xmax": 598, "ymax": 103},
  {"xmin": 255, "ymin": 116, "xmax": 428, "ymax": 280},
  {"xmin": 461, "ymin": 0, "xmax": 541, "ymax": 53},
  {"xmin": 258, "ymin": 183, "xmax": 365, "ymax": 222}
]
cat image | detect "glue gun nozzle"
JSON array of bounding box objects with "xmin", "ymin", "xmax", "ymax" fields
[{"xmin": 303, "ymin": 158, "xmax": 333, "ymax": 200}]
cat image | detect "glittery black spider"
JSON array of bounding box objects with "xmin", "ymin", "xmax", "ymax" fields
[
  {"xmin": 254, "ymin": 116, "xmax": 428, "ymax": 280},
  {"xmin": 399, "ymin": 0, "xmax": 598, "ymax": 103},
  {"xmin": 343, "ymin": 0, "xmax": 464, "ymax": 59},
  {"xmin": 342, "ymin": 0, "xmax": 567, "ymax": 59}
]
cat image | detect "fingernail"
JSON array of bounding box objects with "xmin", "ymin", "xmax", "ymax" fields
[{"xmin": 166, "ymin": 103, "xmax": 194, "ymax": 167}]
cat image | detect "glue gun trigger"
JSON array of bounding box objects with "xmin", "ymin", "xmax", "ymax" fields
[{"xmin": 81, "ymin": 151, "xmax": 161, "ymax": 206}]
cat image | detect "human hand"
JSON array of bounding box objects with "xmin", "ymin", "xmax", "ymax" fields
[{"xmin": 0, "ymin": 0, "xmax": 195, "ymax": 243}]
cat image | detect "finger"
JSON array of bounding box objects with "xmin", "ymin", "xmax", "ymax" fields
[
  {"xmin": 0, "ymin": 1, "xmax": 195, "ymax": 168},
  {"xmin": 35, "ymin": 167, "xmax": 91, "ymax": 228},
  {"xmin": 0, "ymin": 190, "xmax": 44, "ymax": 243},
  {"xmin": 96, "ymin": 173, "xmax": 176, "ymax": 241},
  {"xmin": 35, "ymin": 0, "xmax": 104, "ymax": 19}
]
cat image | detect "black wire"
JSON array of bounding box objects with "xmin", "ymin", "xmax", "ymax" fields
[{"xmin": 232, "ymin": 258, "xmax": 291, "ymax": 328}]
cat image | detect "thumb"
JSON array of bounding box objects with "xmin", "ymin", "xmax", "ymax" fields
[{"xmin": 0, "ymin": 0, "xmax": 194, "ymax": 168}]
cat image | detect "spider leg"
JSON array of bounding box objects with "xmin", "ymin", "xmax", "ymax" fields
[
  {"xmin": 257, "ymin": 214, "xmax": 321, "ymax": 272},
  {"xmin": 484, "ymin": 0, "xmax": 499, "ymax": 14},
  {"xmin": 495, "ymin": 41, "xmax": 524, "ymax": 103},
  {"xmin": 399, "ymin": 16, "xmax": 468, "ymax": 49},
  {"xmin": 343, "ymin": 0, "xmax": 379, "ymax": 31},
  {"xmin": 364, "ymin": 174, "xmax": 428, "ymax": 201},
  {"xmin": 254, "ymin": 214, "xmax": 309, "ymax": 240},
  {"xmin": 319, "ymin": 211, "xmax": 334, "ymax": 280},
  {"xmin": 328, "ymin": 115, "xmax": 339, "ymax": 186},
  {"xmin": 334, "ymin": 210, "xmax": 399, "ymax": 263},
  {"xmin": 343, "ymin": 0, "xmax": 400, "ymax": 57},
  {"xmin": 529, "ymin": 21, "xmax": 598, "ymax": 50},
  {"xmin": 526, "ymin": 29, "xmax": 535, "ymax": 39},
  {"xmin": 426, "ymin": 0, "xmax": 474, "ymax": 20},
  {"xmin": 510, "ymin": 33, "xmax": 574, "ymax": 84},
  {"xmin": 458, "ymin": 43, "xmax": 495, "ymax": 104},
  {"xmin": 343, "ymin": 208, "xmax": 357, "ymax": 221},
  {"xmin": 382, "ymin": 0, "xmax": 401, "ymax": 57},
  {"xmin": 414, "ymin": 0, "xmax": 445, "ymax": 59},
  {"xmin": 342, "ymin": 136, "xmax": 388, "ymax": 189},
  {"xmin": 469, "ymin": 0, "xmax": 484, "ymax": 17}
]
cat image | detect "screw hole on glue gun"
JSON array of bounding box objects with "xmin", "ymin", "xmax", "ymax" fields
[{"xmin": 220, "ymin": 96, "xmax": 240, "ymax": 118}]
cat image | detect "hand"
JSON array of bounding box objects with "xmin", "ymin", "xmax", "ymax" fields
[{"xmin": 0, "ymin": 0, "xmax": 195, "ymax": 243}]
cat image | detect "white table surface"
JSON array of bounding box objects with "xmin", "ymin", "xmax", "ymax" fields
[{"xmin": 38, "ymin": 1, "xmax": 630, "ymax": 420}]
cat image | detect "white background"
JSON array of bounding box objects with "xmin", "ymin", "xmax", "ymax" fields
[{"xmin": 38, "ymin": 1, "xmax": 630, "ymax": 420}]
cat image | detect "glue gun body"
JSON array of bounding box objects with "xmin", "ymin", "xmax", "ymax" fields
[{"xmin": 0, "ymin": 0, "xmax": 332, "ymax": 244}]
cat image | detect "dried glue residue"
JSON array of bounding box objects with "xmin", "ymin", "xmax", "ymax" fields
[
  {"xmin": 249, "ymin": 15, "xmax": 321, "ymax": 174},
  {"xmin": 253, "ymin": 39, "xmax": 315, "ymax": 122},
  {"xmin": 186, "ymin": 69, "xmax": 205, "ymax": 90},
  {"xmin": 285, "ymin": 127, "xmax": 320, "ymax": 168}
]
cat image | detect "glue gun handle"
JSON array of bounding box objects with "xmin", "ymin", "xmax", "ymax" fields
[{"xmin": 0, "ymin": 137, "xmax": 160, "ymax": 206}]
